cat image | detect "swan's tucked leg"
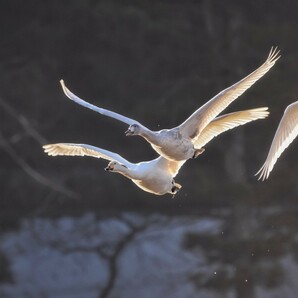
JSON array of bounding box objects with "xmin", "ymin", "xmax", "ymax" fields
[
  {"xmin": 192, "ymin": 148, "xmax": 205, "ymax": 158},
  {"xmin": 171, "ymin": 180, "xmax": 182, "ymax": 198}
]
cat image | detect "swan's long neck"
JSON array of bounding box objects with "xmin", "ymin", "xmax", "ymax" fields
[
  {"xmin": 139, "ymin": 127, "xmax": 160, "ymax": 146},
  {"xmin": 114, "ymin": 167, "xmax": 139, "ymax": 180}
]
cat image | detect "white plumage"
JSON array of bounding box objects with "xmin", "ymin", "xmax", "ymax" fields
[
  {"xmin": 60, "ymin": 47, "xmax": 279, "ymax": 161},
  {"xmin": 256, "ymin": 101, "xmax": 298, "ymax": 180},
  {"xmin": 43, "ymin": 107, "xmax": 269, "ymax": 195},
  {"xmin": 43, "ymin": 143, "xmax": 184, "ymax": 196}
]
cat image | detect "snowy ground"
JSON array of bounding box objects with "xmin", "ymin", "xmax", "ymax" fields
[{"xmin": 0, "ymin": 212, "xmax": 298, "ymax": 298}]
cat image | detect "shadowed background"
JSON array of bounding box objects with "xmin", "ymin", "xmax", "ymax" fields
[{"xmin": 1, "ymin": 1, "xmax": 298, "ymax": 297}]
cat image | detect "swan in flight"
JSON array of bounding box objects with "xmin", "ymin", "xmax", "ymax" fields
[
  {"xmin": 60, "ymin": 47, "xmax": 279, "ymax": 161},
  {"xmin": 43, "ymin": 143, "xmax": 184, "ymax": 196},
  {"xmin": 43, "ymin": 107, "xmax": 269, "ymax": 195},
  {"xmin": 256, "ymin": 101, "xmax": 298, "ymax": 181}
]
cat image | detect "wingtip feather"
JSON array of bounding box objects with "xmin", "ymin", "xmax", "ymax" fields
[
  {"xmin": 59, "ymin": 79, "xmax": 72, "ymax": 99},
  {"xmin": 254, "ymin": 163, "xmax": 270, "ymax": 181},
  {"xmin": 267, "ymin": 46, "xmax": 281, "ymax": 64},
  {"xmin": 43, "ymin": 144, "xmax": 54, "ymax": 155}
]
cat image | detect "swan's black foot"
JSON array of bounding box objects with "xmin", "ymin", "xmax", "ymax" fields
[
  {"xmin": 171, "ymin": 180, "xmax": 182, "ymax": 198},
  {"xmin": 192, "ymin": 148, "xmax": 205, "ymax": 158}
]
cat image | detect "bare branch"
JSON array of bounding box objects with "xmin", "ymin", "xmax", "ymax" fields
[
  {"xmin": 25, "ymin": 215, "xmax": 148, "ymax": 298},
  {"xmin": 0, "ymin": 96, "xmax": 47, "ymax": 145},
  {"xmin": 99, "ymin": 222, "xmax": 146, "ymax": 298},
  {"xmin": 0, "ymin": 131, "xmax": 79, "ymax": 199}
]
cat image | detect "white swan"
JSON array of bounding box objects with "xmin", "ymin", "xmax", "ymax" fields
[
  {"xmin": 256, "ymin": 101, "xmax": 298, "ymax": 180},
  {"xmin": 43, "ymin": 107, "xmax": 269, "ymax": 195},
  {"xmin": 60, "ymin": 47, "xmax": 279, "ymax": 161},
  {"xmin": 43, "ymin": 143, "xmax": 184, "ymax": 196}
]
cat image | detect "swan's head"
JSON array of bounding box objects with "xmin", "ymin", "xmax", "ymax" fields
[
  {"xmin": 105, "ymin": 161, "xmax": 127, "ymax": 172},
  {"xmin": 125, "ymin": 124, "xmax": 141, "ymax": 136},
  {"xmin": 171, "ymin": 181, "xmax": 182, "ymax": 196}
]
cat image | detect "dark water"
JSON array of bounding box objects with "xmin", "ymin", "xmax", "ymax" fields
[{"xmin": 1, "ymin": 204, "xmax": 298, "ymax": 298}]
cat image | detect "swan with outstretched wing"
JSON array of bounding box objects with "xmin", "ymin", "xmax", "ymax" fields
[
  {"xmin": 60, "ymin": 47, "xmax": 279, "ymax": 161},
  {"xmin": 43, "ymin": 143, "xmax": 184, "ymax": 196}
]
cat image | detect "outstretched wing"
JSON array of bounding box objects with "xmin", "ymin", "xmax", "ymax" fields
[
  {"xmin": 43, "ymin": 143, "xmax": 133, "ymax": 167},
  {"xmin": 178, "ymin": 47, "xmax": 280, "ymax": 138},
  {"xmin": 256, "ymin": 101, "xmax": 298, "ymax": 181},
  {"xmin": 60, "ymin": 80, "xmax": 147, "ymax": 129},
  {"xmin": 193, "ymin": 107, "xmax": 269, "ymax": 149}
]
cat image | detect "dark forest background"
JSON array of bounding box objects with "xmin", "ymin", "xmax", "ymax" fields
[{"xmin": 1, "ymin": 1, "xmax": 298, "ymax": 227}]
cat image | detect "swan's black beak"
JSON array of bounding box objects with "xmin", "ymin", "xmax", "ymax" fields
[
  {"xmin": 125, "ymin": 128, "xmax": 133, "ymax": 136},
  {"xmin": 105, "ymin": 166, "xmax": 112, "ymax": 171}
]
